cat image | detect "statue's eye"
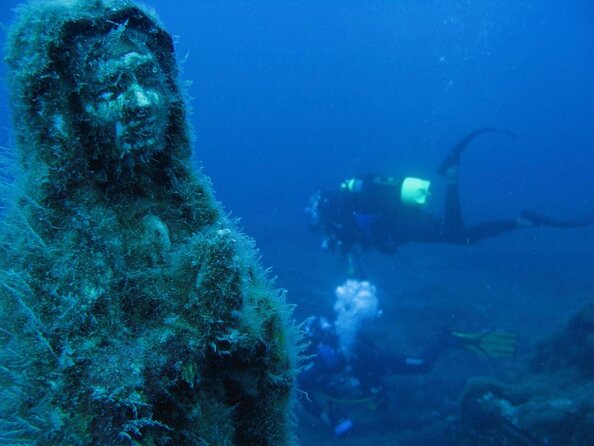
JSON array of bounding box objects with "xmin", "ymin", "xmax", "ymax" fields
[{"xmin": 138, "ymin": 64, "xmax": 162, "ymax": 83}]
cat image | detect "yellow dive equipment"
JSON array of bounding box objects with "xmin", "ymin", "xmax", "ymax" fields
[
  {"xmin": 400, "ymin": 177, "xmax": 431, "ymax": 206},
  {"xmin": 451, "ymin": 330, "xmax": 518, "ymax": 358}
]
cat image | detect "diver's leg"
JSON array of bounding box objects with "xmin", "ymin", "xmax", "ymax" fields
[
  {"xmin": 439, "ymin": 128, "xmax": 516, "ymax": 237},
  {"xmin": 520, "ymin": 209, "xmax": 594, "ymax": 228},
  {"xmin": 443, "ymin": 167, "xmax": 465, "ymax": 234},
  {"xmin": 457, "ymin": 220, "xmax": 521, "ymax": 244},
  {"xmin": 437, "ymin": 128, "xmax": 517, "ymax": 176},
  {"xmin": 382, "ymin": 337, "xmax": 446, "ymax": 375},
  {"xmin": 413, "ymin": 208, "xmax": 519, "ymax": 245},
  {"xmin": 457, "ymin": 209, "xmax": 594, "ymax": 244}
]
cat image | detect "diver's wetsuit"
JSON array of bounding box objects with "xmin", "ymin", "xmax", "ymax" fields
[
  {"xmin": 310, "ymin": 129, "xmax": 594, "ymax": 267},
  {"xmin": 299, "ymin": 320, "xmax": 446, "ymax": 437},
  {"xmin": 410, "ymin": 177, "xmax": 520, "ymax": 246},
  {"xmin": 313, "ymin": 130, "xmax": 528, "ymax": 257},
  {"xmin": 317, "ymin": 173, "xmax": 519, "ymax": 256}
]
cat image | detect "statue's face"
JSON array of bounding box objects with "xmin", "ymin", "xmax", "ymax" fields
[{"xmin": 81, "ymin": 42, "xmax": 170, "ymax": 159}]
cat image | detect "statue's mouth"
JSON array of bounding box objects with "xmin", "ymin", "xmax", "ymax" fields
[{"xmin": 115, "ymin": 118, "xmax": 164, "ymax": 157}]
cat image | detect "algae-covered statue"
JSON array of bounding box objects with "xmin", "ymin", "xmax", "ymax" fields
[{"xmin": 0, "ymin": 0, "xmax": 298, "ymax": 444}]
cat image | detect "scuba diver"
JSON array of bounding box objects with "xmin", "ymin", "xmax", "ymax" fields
[
  {"xmin": 306, "ymin": 128, "xmax": 594, "ymax": 276},
  {"xmin": 299, "ymin": 315, "xmax": 518, "ymax": 438}
]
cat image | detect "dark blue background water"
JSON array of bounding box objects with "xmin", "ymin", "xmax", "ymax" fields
[
  {"xmin": 2, "ymin": 1, "xmax": 594, "ymax": 229},
  {"xmin": 1, "ymin": 2, "xmax": 593, "ymax": 444}
]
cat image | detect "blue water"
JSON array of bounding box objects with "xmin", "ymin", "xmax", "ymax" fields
[{"xmin": 1, "ymin": 1, "xmax": 593, "ymax": 444}]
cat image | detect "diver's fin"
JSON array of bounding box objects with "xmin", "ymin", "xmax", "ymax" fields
[
  {"xmin": 437, "ymin": 128, "xmax": 517, "ymax": 176},
  {"xmin": 451, "ymin": 330, "xmax": 518, "ymax": 358},
  {"xmin": 521, "ymin": 210, "xmax": 594, "ymax": 229}
]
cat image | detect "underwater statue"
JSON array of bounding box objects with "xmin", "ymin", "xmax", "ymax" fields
[{"xmin": 0, "ymin": 0, "xmax": 298, "ymax": 444}]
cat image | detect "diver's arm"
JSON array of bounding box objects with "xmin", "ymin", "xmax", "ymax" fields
[
  {"xmin": 384, "ymin": 352, "xmax": 435, "ymax": 374},
  {"xmin": 384, "ymin": 335, "xmax": 448, "ymax": 375}
]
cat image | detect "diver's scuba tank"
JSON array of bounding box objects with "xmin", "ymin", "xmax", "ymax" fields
[
  {"xmin": 400, "ymin": 177, "xmax": 431, "ymax": 207},
  {"xmin": 341, "ymin": 175, "xmax": 431, "ymax": 209}
]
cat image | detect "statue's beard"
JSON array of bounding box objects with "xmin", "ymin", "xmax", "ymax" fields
[{"xmin": 114, "ymin": 116, "xmax": 166, "ymax": 158}]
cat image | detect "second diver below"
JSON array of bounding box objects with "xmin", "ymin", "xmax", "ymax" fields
[
  {"xmin": 299, "ymin": 315, "xmax": 517, "ymax": 438},
  {"xmin": 306, "ymin": 128, "xmax": 594, "ymax": 275}
]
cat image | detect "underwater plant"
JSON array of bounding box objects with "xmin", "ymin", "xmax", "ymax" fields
[{"xmin": 0, "ymin": 0, "xmax": 299, "ymax": 444}]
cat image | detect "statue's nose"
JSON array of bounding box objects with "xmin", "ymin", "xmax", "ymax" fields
[{"xmin": 126, "ymin": 83, "xmax": 152, "ymax": 110}]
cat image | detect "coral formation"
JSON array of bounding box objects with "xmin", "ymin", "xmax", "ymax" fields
[
  {"xmin": 0, "ymin": 0, "xmax": 298, "ymax": 444},
  {"xmin": 446, "ymin": 301, "xmax": 594, "ymax": 446}
]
